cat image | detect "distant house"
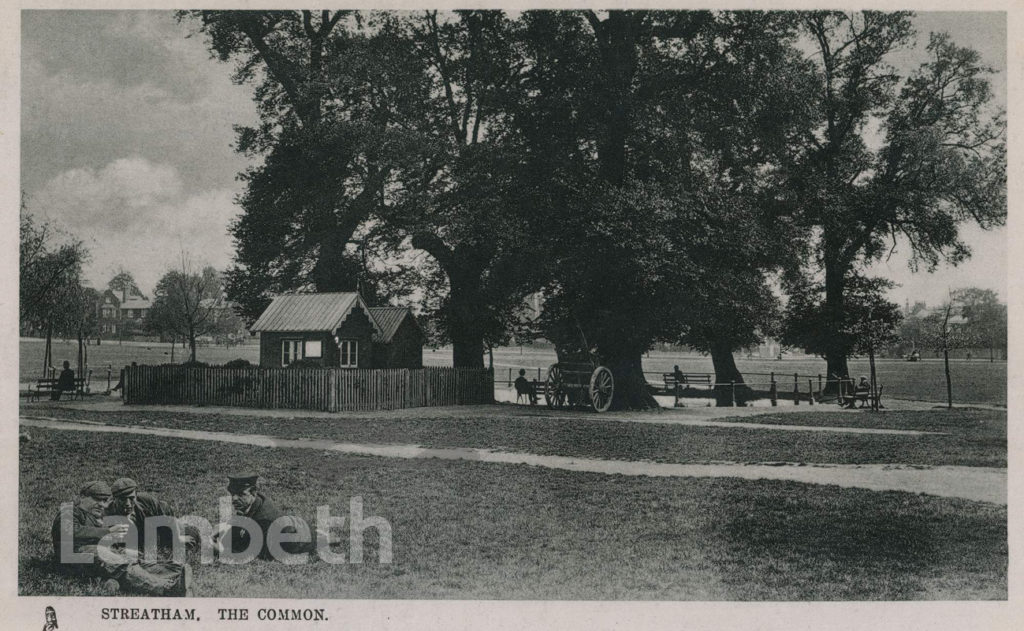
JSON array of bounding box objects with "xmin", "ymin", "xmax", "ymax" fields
[
  {"xmin": 250, "ymin": 293, "xmax": 423, "ymax": 369},
  {"xmin": 98, "ymin": 289, "xmax": 152, "ymax": 337}
]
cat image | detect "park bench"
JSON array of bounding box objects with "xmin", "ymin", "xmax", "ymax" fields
[
  {"xmin": 835, "ymin": 381, "xmax": 884, "ymax": 409},
  {"xmin": 515, "ymin": 379, "xmax": 548, "ymax": 405},
  {"xmin": 28, "ymin": 377, "xmax": 89, "ymax": 402},
  {"xmin": 660, "ymin": 373, "xmax": 713, "ymax": 394}
]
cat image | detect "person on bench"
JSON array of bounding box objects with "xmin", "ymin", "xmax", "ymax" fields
[
  {"xmin": 52, "ymin": 360, "xmax": 76, "ymax": 401},
  {"xmin": 514, "ymin": 369, "xmax": 537, "ymax": 405},
  {"xmin": 672, "ymin": 365, "xmax": 685, "ymax": 390},
  {"xmin": 846, "ymin": 376, "xmax": 871, "ymax": 408}
]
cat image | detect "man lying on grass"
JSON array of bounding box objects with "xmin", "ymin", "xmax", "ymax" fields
[
  {"xmin": 214, "ymin": 473, "xmax": 314, "ymax": 562},
  {"xmin": 51, "ymin": 480, "xmax": 191, "ymax": 596}
]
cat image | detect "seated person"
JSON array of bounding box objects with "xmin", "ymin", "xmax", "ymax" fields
[
  {"xmin": 51, "ymin": 480, "xmax": 190, "ymax": 596},
  {"xmin": 846, "ymin": 376, "xmax": 871, "ymax": 407},
  {"xmin": 52, "ymin": 361, "xmax": 76, "ymax": 401},
  {"xmin": 514, "ymin": 369, "xmax": 537, "ymax": 404},
  {"xmin": 672, "ymin": 365, "xmax": 685, "ymax": 391},
  {"xmin": 106, "ymin": 477, "xmax": 196, "ymax": 557}
]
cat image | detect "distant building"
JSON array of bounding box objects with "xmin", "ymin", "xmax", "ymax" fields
[
  {"xmin": 250, "ymin": 293, "xmax": 423, "ymax": 369},
  {"xmin": 98, "ymin": 289, "xmax": 151, "ymax": 338}
]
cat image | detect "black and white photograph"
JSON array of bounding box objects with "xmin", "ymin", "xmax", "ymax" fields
[{"xmin": 6, "ymin": 2, "xmax": 1018, "ymax": 629}]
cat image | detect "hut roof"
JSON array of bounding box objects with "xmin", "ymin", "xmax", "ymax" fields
[
  {"xmin": 250, "ymin": 292, "xmax": 381, "ymax": 335},
  {"xmin": 367, "ymin": 307, "xmax": 419, "ymax": 344}
]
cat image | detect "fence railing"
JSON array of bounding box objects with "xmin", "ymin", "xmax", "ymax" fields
[{"xmin": 124, "ymin": 365, "xmax": 494, "ymax": 412}]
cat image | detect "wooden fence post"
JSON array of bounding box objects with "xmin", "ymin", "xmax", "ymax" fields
[
  {"xmin": 808, "ymin": 379, "xmax": 814, "ymax": 405},
  {"xmin": 730, "ymin": 381, "xmax": 736, "ymax": 407},
  {"xmin": 793, "ymin": 373, "xmax": 800, "ymax": 406}
]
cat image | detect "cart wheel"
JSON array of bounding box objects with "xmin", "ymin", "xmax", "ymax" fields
[
  {"xmin": 589, "ymin": 366, "xmax": 614, "ymax": 412},
  {"xmin": 545, "ymin": 364, "xmax": 566, "ymax": 409}
]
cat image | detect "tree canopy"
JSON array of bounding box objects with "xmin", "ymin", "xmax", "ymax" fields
[
  {"xmin": 181, "ymin": 10, "xmax": 1005, "ymax": 407},
  {"xmin": 147, "ymin": 262, "xmax": 226, "ymax": 362},
  {"xmin": 782, "ymin": 11, "xmax": 1005, "ymax": 382}
]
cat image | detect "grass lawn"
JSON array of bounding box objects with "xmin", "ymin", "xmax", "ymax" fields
[
  {"xmin": 20, "ymin": 428, "xmax": 1005, "ymax": 600},
  {"xmin": 19, "ymin": 338, "xmax": 259, "ymax": 383},
  {"xmin": 27, "ymin": 404, "xmax": 1007, "ymax": 468}
]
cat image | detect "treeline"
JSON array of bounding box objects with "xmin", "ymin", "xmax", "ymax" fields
[
  {"xmin": 19, "ymin": 207, "xmax": 245, "ymax": 369},
  {"xmin": 172, "ymin": 11, "xmax": 1004, "ymax": 408}
]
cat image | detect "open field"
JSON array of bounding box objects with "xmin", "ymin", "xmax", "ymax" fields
[
  {"xmin": 19, "ymin": 337, "xmax": 259, "ymax": 384},
  {"xmin": 482, "ymin": 348, "xmax": 1007, "ymax": 406},
  {"xmin": 22, "ymin": 339, "xmax": 1006, "ymax": 405},
  {"xmin": 24, "ymin": 403, "xmax": 1007, "ymax": 469},
  {"xmin": 19, "ymin": 426, "xmax": 1006, "ymax": 599}
]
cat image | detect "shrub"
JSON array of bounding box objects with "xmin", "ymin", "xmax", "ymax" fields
[
  {"xmin": 286, "ymin": 359, "xmax": 322, "ymax": 369},
  {"xmin": 223, "ymin": 359, "xmax": 252, "ymax": 369}
]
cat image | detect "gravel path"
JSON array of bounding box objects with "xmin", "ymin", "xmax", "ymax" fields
[{"xmin": 21, "ymin": 416, "xmax": 1005, "ymax": 505}]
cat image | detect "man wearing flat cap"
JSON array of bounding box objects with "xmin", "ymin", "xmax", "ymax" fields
[
  {"xmin": 51, "ymin": 479, "xmax": 191, "ymax": 596},
  {"xmin": 106, "ymin": 477, "xmax": 195, "ymax": 557},
  {"xmin": 51, "ymin": 480, "xmax": 120, "ymax": 563},
  {"xmin": 217, "ymin": 473, "xmax": 312, "ymax": 561}
]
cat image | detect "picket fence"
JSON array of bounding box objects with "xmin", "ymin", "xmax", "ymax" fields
[{"xmin": 123, "ymin": 365, "xmax": 493, "ymax": 412}]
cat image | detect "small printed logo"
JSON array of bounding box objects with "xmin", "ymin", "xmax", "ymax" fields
[{"xmin": 43, "ymin": 605, "xmax": 58, "ymax": 631}]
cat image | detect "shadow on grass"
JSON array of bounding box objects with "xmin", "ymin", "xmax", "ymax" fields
[
  {"xmin": 716, "ymin": 483, "xmax": 1007, "ymax": 600},
  {"xmin": 19, "ymin": 556, "xmax": 107, "ymax": 597}
]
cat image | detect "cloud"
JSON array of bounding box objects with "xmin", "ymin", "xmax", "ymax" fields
[
  {"xmin": 21, "ymin": 10, "xmax": 258, "ymax": 196},
  {"xmin": 29, "ymin": 157, "xmax": 240, "ymax": 294}
]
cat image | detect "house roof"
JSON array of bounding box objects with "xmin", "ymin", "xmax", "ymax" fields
[
  {"xmin": 250, "ymin": 292, "xmax": 382, "ymax": 335},
  {"xmin": 368, "ymin": 307, "xmax": 418, "ymax": 344},
  {"xmin": 121, "ymin": 297, "xmax": 151, "ymax": 310}
]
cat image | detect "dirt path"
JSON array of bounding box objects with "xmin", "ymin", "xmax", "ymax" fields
[
  {"xmin": 43, "ymin": 399, "xmax": 948, "ymax": 435},
  {"xmin": 20, "ymin": 416, "xmax": 1005, "ymax": 505}
]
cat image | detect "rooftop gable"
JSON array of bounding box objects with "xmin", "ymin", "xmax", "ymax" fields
[
  {"xmin": 368, "ymin": 307, "xmax": 420, "ymax": 344},
  {"xmin": 250, "ymin": 292, "xmax": 382, "ymax": 336}
]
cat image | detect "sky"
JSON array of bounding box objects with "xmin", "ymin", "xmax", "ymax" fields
[{"xmin": 20, "ymin": 10, "xmax": 1007, "ymax": 307}]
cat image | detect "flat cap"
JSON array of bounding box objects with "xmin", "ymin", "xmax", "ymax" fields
[
  {"xmin": 111, "ymin": 477, "xmax": 138, "ymax": 498},
  {"xmin": 227, "ymin": 473, "xmax": 258, "ymax": 490},
  {"xmin": 80, "ymin": 480, "xmax": 112, "ymax": 499}
]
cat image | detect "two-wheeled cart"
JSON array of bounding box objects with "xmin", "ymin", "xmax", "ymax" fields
[{"xmin": 544, "ymin": 360, "xmax": 614, "ymax": 413}]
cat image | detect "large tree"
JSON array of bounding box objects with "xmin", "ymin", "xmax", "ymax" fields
[
  {"xmin": 954, "ymin": 287, "xmax": 1005, "ymax": 361},
  {"xmin": 20, "ymin": 207, "xmax": 89, "ymax": 375},
  {"xmin": 516, "ymin": 10, "xmax": 815, "ymax": 407},
  {"xmin": 147, "ymin": 262, "xmax": 224, "ymax": 362},
  {"xmin": 186, "ymin": 10, "xmax": 542, "ymax": 368},
  {"xmin": 787, "ymin": 11, "xmax": 1006, "ymax": 385}
]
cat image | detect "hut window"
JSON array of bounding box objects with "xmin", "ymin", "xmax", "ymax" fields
[
  {"xmin": 282, "ymin": 339, "xmax": 304, "ymax": 366},
  {"xmin": 339, "ymin": 339, "xmax": 358, "ymax": 368},
  {"xmin": 305, "ymin": 340, "xmax": 322, "ymax": 358}
]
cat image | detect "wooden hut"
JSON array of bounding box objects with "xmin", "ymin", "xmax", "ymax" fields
[{"xmin": 250, "ymin": 293, "xmax": 423, "ymax": 369}]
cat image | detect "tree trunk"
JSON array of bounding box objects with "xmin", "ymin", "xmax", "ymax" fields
[
  {"xmin": 605, "ymin": 350, "xmax": 658, "ymax": 410},
  {"xmin": 943, "ymin": 346, "xmax": 953, "ymax": 410},
  {"xmin": 189, "ymin": 334, "xmax": 197, "ymax": 363},
  {"xmin": 77, "ymin": 327, "xmax": 84, "ymax": 377},
  {"xmin": 868, "ymin": 347, "xmax": 877, "ymax": 411},
  {"xmin": 451, "ymin": 327, "xmax": 484, "ymax": 369},
  {"xmin": 709, "ymin": 343, "xmax": 752, "ymax": 407},
  {"xmin": 447, "ymin": 276, "xmax": 485, "ymax": 369},
  {"xmin": 43, "ymin": 323, "xmax": 53, "ymax": 378},
  {"xmin": 822, "ymin": 251, "xmax": 850, "ymax": 393}
]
